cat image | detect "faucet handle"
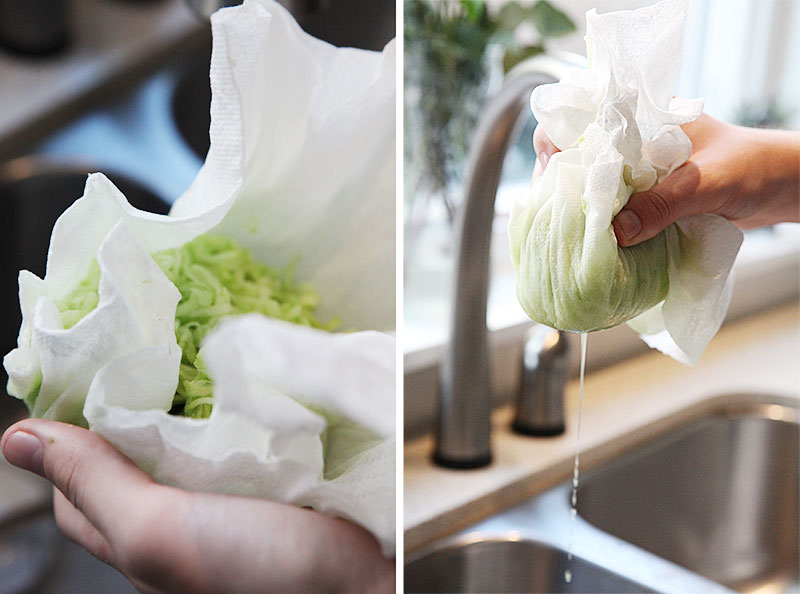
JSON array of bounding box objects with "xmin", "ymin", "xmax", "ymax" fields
[{"xmin": 512, "ymin": 325, "xmax": 569, "ymax": 436}]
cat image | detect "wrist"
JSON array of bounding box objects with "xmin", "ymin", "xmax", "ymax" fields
[{"xmin": 743, "ymin": 126, "xmax": 800, "ymax": 225}]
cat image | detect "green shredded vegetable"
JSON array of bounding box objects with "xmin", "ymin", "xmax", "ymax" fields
[
  {"xmin": 56, "ymin": 234, "xmax": 336, "ymax": 419},
  {"xmin": 57, "ymin": 261, "xmax": 101, "ymax": 330}
]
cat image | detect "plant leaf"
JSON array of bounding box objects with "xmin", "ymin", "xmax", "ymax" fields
[
  {"xmin": 531, "ymin": 0, "xmax": 576, "ymax": 38},
  {"xmin": 459, "ymin": 0, "xmax": 486, "ymax": 23},
  {"xmin": 497, "ymin": 2, "xmax": 528, "ymax": 31}
]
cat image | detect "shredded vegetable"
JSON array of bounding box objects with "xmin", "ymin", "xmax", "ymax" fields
[{"xmin": 57, "ymin": 234, "xmax": 336, "ymax": 418}]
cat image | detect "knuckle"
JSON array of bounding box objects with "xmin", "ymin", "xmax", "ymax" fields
[{"xmin": 640, "ymin": 188, "xmax": 675, "ymax": 229}]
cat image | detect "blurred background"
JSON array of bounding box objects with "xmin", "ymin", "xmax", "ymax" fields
[
  {"xmin": 403, "ymin": 0, "xmax": 800, "ymax": 434},
  {"xmin": 0, "ymin": 1, "xmax": 394, "ymax": 592}
]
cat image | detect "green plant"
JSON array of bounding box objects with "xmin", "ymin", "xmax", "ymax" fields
[
  {"xmin": 495, "ymin": 0, "xmax": 576, "ymax": 71},
  {"xmin": 404, "ymin": 0, "xmax": 575, "ymax": 221}
]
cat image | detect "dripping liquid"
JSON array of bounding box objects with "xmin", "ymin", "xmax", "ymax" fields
[{"xmin": 565, "ymin": 332, "xmax": 588, "ymax": 584}]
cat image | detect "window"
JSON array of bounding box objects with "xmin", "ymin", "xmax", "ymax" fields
[{"xmin": 403, "ymin": 0, "xmax": 800, "ymax": 433}]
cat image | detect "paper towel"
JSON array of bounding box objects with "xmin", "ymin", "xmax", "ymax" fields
[
  {"xmin": 4, "ymin": 0, "xmax": 396, "ymax": 555},
  {"xmin": 510, "ymin": 0, "xmax": 743, "ymax": 364}
]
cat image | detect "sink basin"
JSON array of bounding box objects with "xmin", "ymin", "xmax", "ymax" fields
[
  {"xmin": 406, "ymin": 393, "xmax": 796, "ymax": 594},
  {"xmin": 404, "ymin": 536, "xmax": 654, "ymax": 593},
  {"xmin": 578, "ymin": 394, "xmax": 799, "ymax": 593}
]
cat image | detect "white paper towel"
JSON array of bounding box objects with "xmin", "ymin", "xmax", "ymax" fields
[
  {"xmin": 511, "ymin": 0, "xmax": 743, "ymax": 365},
  {"xmin": 5, "ymin": 0, "xmax": 396, "ymax": 555}
]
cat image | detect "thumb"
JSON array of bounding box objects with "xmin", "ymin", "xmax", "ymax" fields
[
  {"xmin": 1, "ymin": 419, "xmax": 154, "ymax": 534},
  {"xmin": 613, "ymin": 161, "xmax": 703, "ymax": 246}
]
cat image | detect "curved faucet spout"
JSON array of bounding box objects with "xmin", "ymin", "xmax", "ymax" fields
[{"xmin": 433, "ymin": 69, "xmax": 558, "ymax": 469}]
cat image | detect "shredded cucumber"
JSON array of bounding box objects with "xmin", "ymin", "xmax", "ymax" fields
[{"xmin": 56, "ymin": 234, "xmax": 336, "ymax": 418}]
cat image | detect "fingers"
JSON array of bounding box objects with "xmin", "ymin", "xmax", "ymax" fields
[
  {"xmin": 613, "ymin": 161, "xmax": 704, "ymax": 246},
  {"xmin": 2, "ymin": 420, "xmax": 183, "ymax": 592},
  {"xmin": 52, "ymin": 487, "xmax": 114, "ymax": 565},
  {"xmin": 533, "ymin": 123, "xmax": 559, "ymax": 159},
  {"xmin": 531, "ymin": 125, "xmax": 560, "ymax": 185},
  {"xmin": 53, "ymin": 490, "xmax": 164, "ymax": 594},
  {"xmin": 1, "ymin": 419, "xmax": 155, "ymax": 538},
  {"xmin": 0, "ymin": 420, "xmax": 394, "ymax": 594}
]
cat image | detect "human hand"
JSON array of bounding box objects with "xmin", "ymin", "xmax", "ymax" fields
[
  {"xmin": 531, "ymin": 114, "xmax": 800, "ymax": 246},
  {"xmin": 531, "ymin": 122, "xmax": 559, "ymax": 183},
  {"xmin": 1, "ymin": 419, "xmax": 394, "ymax": 594}
]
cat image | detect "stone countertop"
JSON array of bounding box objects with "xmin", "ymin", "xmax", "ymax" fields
[
  {"xmin": 404, "ymin": 301, "xmax": 800, "ymax": 553},
  {"xmin": 0, "ymin": 0, "xmax": 208, "ymax": 162}
]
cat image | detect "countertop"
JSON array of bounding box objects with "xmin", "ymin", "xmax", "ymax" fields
[
  {"xmin": 404, "ymin": 301, "xmax": 800, "ymax": 553},
  {"xmin": 0, "ymin": 0, "xmax": 207, "ymax": 161}
]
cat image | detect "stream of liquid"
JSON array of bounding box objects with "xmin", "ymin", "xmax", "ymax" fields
[{"xmin": 564, "ymin": 332, "xmax": 588, "ymax": 584}]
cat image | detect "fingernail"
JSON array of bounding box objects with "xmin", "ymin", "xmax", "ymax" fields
[
  {"xmin": 538, "ymin": 151, "xmax": 549, "ymax": 169},
  {"xmin": 2, "ymin": 431, "xmax": 45, "ymax": 477},
  {"xmin": 615, "ymin": 210, "xmax": 642, "ymax": 241}
]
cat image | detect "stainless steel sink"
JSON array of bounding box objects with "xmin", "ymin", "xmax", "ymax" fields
[
  {"xmin": 405, "ymin": 536, "xmax": 655, "ymax": 593},
  {"xmin": 405, "ymin": 393, "xmax": 798, "ymax": 594},
  {"xmin": 404, "ymin": 486, "xmax": 731, "ymax": 594},
  {"xmin": 578, "ymin": 394, "xmax": 799, "ymax": 593}
]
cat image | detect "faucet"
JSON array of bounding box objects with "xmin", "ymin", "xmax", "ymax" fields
[
  {"xmin": 512, "ymin": 325, "xmax": 569, "ymax": 436},
  {"xmin": 434, "ymin": 55, "xmax": 580, "ymax": 469}
]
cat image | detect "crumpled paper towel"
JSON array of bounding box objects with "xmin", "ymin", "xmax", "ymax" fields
[
  {"xmin": 509, "ymin": 0, "xmax": 743, "ymax": 365},
  {"xmin": 4, "ymin": 0, "xmax": 396, "ymax": 555}
]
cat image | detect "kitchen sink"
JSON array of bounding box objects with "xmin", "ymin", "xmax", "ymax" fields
[
  {"xmin": 578, "ymin": 394, "xmax": 799, "ymax": 593},
  {"xmin": 405, "ymin": 393, "xmax": 798, "ymax": 594},
  {"xmin": 405, "ymin": 536, "xmax": 655, "ymax": 593}
]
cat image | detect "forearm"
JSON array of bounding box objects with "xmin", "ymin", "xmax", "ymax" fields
[{"xmin": 736, "ymin": 126, "xmax": 800, "ymax": 227}]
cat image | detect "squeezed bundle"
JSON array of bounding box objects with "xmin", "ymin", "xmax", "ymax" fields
[{"xmin": 509, "ymin": 0, "xmax": 743, "ymax": 365}]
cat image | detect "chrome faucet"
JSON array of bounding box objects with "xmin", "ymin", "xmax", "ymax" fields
[
  {"xmin": 512, "ymin": 325, "xmax": 569, "ymax": 436},
  {"xmin": 433, "ymin": 54, "xmax": 580, "ymax": 469}
]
